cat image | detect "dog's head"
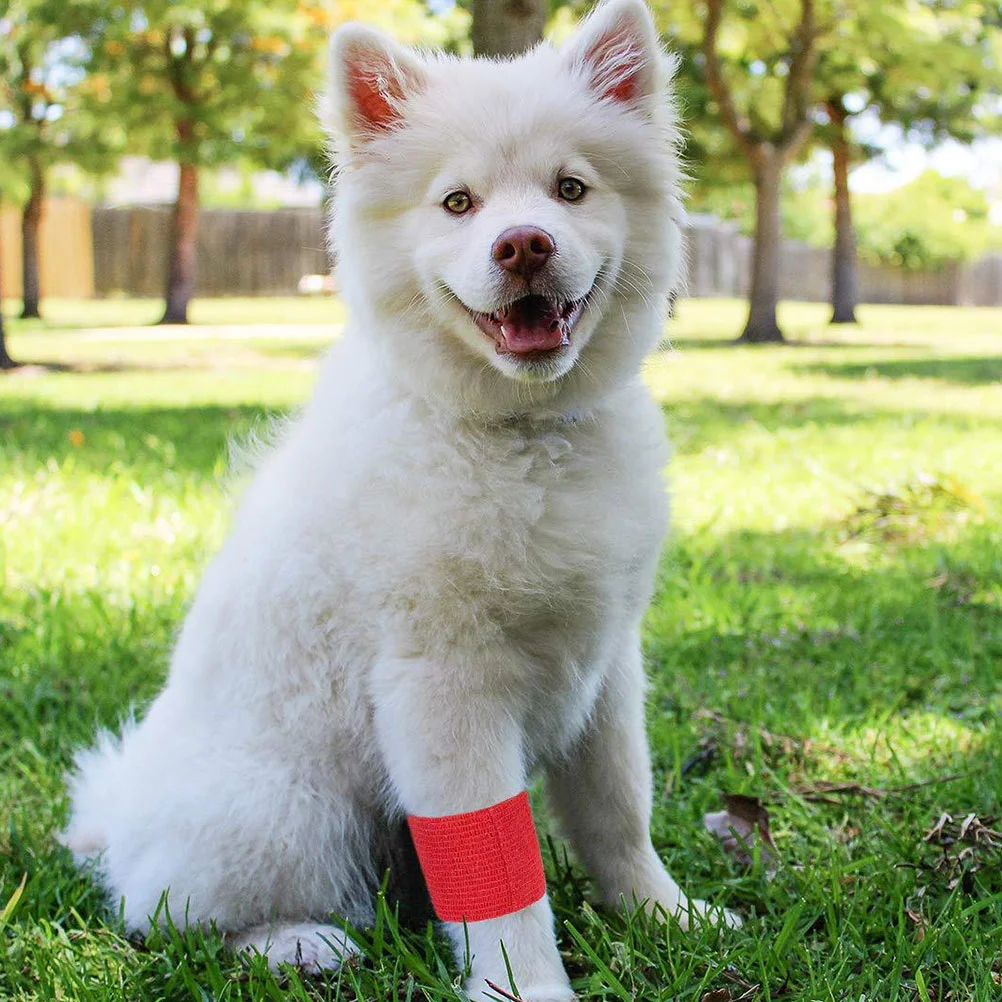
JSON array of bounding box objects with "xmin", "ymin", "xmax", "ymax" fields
[{"xmin": 325, "ymin": 0, "xmax": 683, "ymax": 416}]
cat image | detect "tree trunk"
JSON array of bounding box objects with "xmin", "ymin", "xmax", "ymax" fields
[
  {"xmin": 472, "ymin": 0, "xmax": 546, "ymax": 57},
  {"xmin": 828, "ymin": 101, "xmax": 858, "ymax": 324},
  {"xmin": 20, "ymin": 156, "xmax": 45, "ymax": 320},
  {"xmin": 0, "ymin": 316, "xmax": 13, "ymax": 369},
  {"xmin": 740, "ymin": 148, "xmax": 785, "ymax": 343},
  {"xmin": 0, "ymin": 213, "xmax": 15, "ymax": 370},
  {"xmin": 160, "ymin": 155, "xmax": 199, "ymax": 325}
]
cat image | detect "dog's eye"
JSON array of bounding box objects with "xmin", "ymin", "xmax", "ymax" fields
[
  {"xmin": 443, "ymin": 190, "xmax": 473, "ymax": 215},
  {"xmin": 558, "ymin": 177, "xmax": 586, "ymax": 202}
]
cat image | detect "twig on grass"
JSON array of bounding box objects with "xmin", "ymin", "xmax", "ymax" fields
[
  {"xmin": 784, "ymin": 773, "xmax": 967, "ymax": 805},
  {"xmin": 484, "ymin": 979, "xmax": 523, "ymax": 1001}
]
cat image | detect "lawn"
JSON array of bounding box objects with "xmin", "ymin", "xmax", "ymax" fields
[{"xmin": 2, "ymin": 298, "xmax": 1001, "ymax": 1001}]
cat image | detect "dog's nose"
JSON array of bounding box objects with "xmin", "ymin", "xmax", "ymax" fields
[{"xmin": 492, "ymin": 226, "xmax": 555, "ymax": 278}]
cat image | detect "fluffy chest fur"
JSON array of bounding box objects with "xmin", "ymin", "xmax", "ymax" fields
[
  {"xmin": 227, "ymin": 351, "xmax": 669, "ymax": 762},
  {"xmin": 374, "ymin": 401, "xmax": 666, "ymax": 745},
  {"xmin": 281, "ymin": 357, "xmax": 668, "ymax": 645}
]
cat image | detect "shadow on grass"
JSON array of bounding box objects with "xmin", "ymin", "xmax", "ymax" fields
[
  {"xmin": 0, "ymin": 401, "xmax": 290, "ymax": 477},
  {"xmin": 646, "ymin": 521, "xmax": 1002, "ymax": 734},
  {"xmin": 661, "ymin": 395, "xmax": 999, "ymax": 458},
  {"xmin": 795, "ymin": 355, "xmax": 1002, "ymax": 386},
  {"xmin": 659, "ymin": 337, "xmax": 932, "ymax": 352}
]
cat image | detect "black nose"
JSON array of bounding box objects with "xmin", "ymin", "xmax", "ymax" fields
[{"xmin": 491, "ymin": 226, "xmax": 555, "ymax": 278}]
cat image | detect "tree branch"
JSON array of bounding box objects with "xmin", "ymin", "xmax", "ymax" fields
[
  {"xmin": 16, "ymin": 42, "xmax": 34, "ymax": 126},
  {"xmin": 164, "ymin": 28, "xmax": 198, "ymax": 106},
  {"xmin": 780, "ymin": 117, "xmax": 814, "ymax": 164},
  {"xmin": 702, "ymin": 0, "xmax": 759, "ymax": 158},
  {"xmin": 780, "ymin": 0, "xmax": 819, "ymax": 147}
]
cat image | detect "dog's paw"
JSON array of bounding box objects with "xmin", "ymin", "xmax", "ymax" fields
[
  {"xmin": 679, "ymin": 898, "xmax": 743, "ymax": 931},
  {"xmin": 231, "ymin": 921, "xmax": 360, "ymax": 974}
]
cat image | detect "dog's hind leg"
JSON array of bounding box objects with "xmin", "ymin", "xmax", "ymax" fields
[
  {"xmin": 228, "ymin": 921, "xmax": 361, "ymax": 973},
  {"xmin": 545, "ymin": 639, "xmax": 742, "ymax": 930}
]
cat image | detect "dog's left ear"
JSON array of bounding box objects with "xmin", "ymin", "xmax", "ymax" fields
[{"xmin": 563, "ymin": 0, "xmax": 664, "ymax": 106}]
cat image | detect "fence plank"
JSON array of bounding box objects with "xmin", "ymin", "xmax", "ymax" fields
[{"xmin": 0, "ymin": 198, "xmax": 93, "ymax": 299}]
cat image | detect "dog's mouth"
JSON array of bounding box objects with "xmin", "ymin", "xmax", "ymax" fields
[{"xmin": 466, "ymin": 294, "xmax": 588, "ymax": 358}]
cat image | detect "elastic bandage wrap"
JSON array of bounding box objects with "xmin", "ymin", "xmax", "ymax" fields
[{"xmin": 407, "ymin": 791, "xmax": 546, "ymax": 923}]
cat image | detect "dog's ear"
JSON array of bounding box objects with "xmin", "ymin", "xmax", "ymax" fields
[
  {"xmin": 324, "ymin": 24, "xmax": 426, "ymax": 147},
  {"xmin": 563, "ymin": 0, "xmax": 664, "ymax": 106}
]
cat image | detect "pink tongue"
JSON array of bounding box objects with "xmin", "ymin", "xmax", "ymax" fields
[{"xmin": 499, "ymin": 296, "xmax": 565, "ymax": 354}]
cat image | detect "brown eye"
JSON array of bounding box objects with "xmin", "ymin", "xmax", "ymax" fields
[
  {"xmin": 558, "ymin": 177, "xmax": 586, "ymax": 202},
  {"xmin": 443, "ymin": 190, "xmax": 473, "ymax": 214}
]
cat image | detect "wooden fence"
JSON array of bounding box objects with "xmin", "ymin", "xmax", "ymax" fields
[
  {"xmin": 0, "ymin": 198, "xmax": 94, "ymax": 299},
  {"xmin": 683, "ymin": 216, "xmax": 989, "ymax": 307},
  {"xmin": 92, "ymin": 206, "xmax": 330, "ymax": 297},
  {"xmin": 1, "ymin": 198, "xmax": 1000, "ymax": 306}
]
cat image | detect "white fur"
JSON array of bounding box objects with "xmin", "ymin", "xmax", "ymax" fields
[{"xmin": 64, "ymin": 3, "xmax": 736, "ymax": 999}]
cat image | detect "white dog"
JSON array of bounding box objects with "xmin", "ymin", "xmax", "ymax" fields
[{"xmin": 64, "ymin": 2, "xmax": 737, "ymax": 998}]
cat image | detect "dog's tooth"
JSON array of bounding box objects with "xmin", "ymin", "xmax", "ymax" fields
[{"xmin": 560, "ymin": 330, "xmax": 571, "ymax": 347}]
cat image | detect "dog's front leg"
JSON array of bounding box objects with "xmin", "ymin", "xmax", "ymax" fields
[
  {"xmin": 545, "ymin": 637, "xmax": 741, "ymax": 930},
  {"xmin": 372, "ymin": 652, "xmax": 575, "ymax": 1002}
]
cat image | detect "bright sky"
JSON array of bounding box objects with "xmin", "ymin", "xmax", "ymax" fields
[
  {"xmin": 846, "ymin": 107, "xmax": 1002, "ymax": 196},
  {"xmin": 851, "ymin": 137, "xmax": 1002, "ymax": 196}
]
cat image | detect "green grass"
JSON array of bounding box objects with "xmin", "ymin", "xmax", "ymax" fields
[{"xmin": 2, "ymin": 298, "xmax": 1001, "ymax": 1001}]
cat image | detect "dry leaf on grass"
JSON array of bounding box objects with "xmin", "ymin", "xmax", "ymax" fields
[
  {"xmin": 905, "ymin": 908, "xmax": 926, "ymax": 943},
  {"xmin": 689, "ymin": 708, "xmax": 852, "ymax": 775},
  {"xmin": 700, "ymin": 980, "xmax": 761, "ymax": 1002},
  {"xmin": 912, "ymin": 811, "xmax": 1002, "ymax": 893},
  {"xmin": 703, "ymin": 794, "xmax": 779, "ymax": 874},
  {"xmin": 925, "ymin": 811, "xmax": 1002, "ymax": 847},
  {"xmin": 785, "ymin": 773, "xmax": 964, "ymax": 806}
]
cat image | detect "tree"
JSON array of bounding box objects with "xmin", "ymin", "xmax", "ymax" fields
[
  {"xmin": 472, "ymin": 0, "xmax": 547, "ymax": 56},
  {"xmin": 694, "ymin": 0, "xmax": 824, "ymax": 342},
  {"xmin": 94, "ymin": 2, "xmax": 328, "ymax": 324},
  {"xmin": 816, "ymin": 1, "xmax": 1002, "ymax": 323},
  {"xmin": 0, "ymin": 317, "xmax": 11, "ymax": 370},
  {"xmin": 0, "ymin": 214, "xmax": 15, "ymax": 370},
  {"xmin": 0, "ymin": 0, "xmax": 114, "ymax": 320},
  {"xmin": 854, "ymin": 171, "xmax": 1002, "ymax": 269}
]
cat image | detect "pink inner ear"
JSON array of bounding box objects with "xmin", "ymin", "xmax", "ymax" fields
[
  {"xmin": 583, "ymin": 19, "xmax": 646, "ymax": 104},
  {"xmin": 345, "ymin": 52, "xmax": 408, "ymax": 133}
]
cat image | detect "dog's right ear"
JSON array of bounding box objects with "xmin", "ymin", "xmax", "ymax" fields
[{"xmin": 324, "ymin": 24, "xmax": 426, "ymax": 150}]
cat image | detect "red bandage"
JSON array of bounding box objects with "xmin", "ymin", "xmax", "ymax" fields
[{"xmin": 407, "ymin": 791, "xmax": 546, "ymax": 923}]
